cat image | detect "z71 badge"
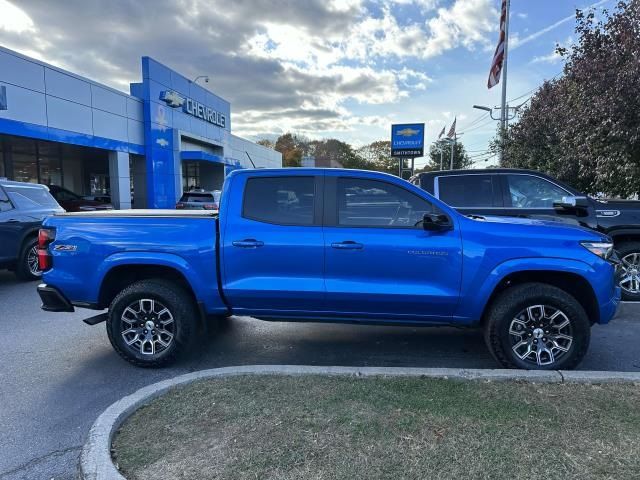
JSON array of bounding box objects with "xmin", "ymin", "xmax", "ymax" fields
[{"xmin": 53, "ymin": 245, "xmax": 77, "ymax": 252}]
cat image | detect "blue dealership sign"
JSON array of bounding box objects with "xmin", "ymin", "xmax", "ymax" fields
[
  {"xmin": 0, "ymin": 86, "xmax": 7, "ymax": 110},
  {"xmin": 391, "ymin": 123, "xmax": 425, "ymax": 157}
]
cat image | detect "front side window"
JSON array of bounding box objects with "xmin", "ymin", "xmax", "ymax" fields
[
  {"xmin": 437, "ymin": 175, "xmax": 495, "ymax": 207},
  {"xmin": 243, "ymin": 177, "xmax": 315, "ymax": 225},
  {"xmin": 337, "ymin": 178, "xmax": 434, "ymax": 228},
  {"xmin": 506, "ymin": 175, "xmax": 568, "ymax": 208}
]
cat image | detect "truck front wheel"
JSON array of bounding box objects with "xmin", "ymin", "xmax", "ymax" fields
[
  {"xmin": 106, "ymin": 279, "xmax": 198, "ymax": 368},
  {"xmin": 484, "ymin": 283, "xmax": 590, "ymax": 370}
]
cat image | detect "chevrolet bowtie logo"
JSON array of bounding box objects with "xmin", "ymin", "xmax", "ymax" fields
[
  {"xmin": 159, "ymin": 90, "xmax": 185, "ymax": 108},
  {"xmin": 396, "ymin": 127, "xmax": 420, "ymax": 137}
]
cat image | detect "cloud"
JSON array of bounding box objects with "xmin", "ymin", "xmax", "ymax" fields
[{"xmin": 0, "ymin": 0, "xmax": 500, "ymax": 139}]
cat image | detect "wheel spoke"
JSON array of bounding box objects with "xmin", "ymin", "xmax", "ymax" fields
[{"xmin": 121, "ymin": 298, "xmax": 174, "ymax": 356}]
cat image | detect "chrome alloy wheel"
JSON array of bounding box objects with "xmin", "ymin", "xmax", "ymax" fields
[
  {"xmin": 509, "ymin": 305, "xmax": 573, "ymax": 366},
  {"xmin": 27, "ymin": 245, "xmax": 41, "ymax": 276},
  {"xmin": 619, "ymin": 253, "xmax": 640, "ymax": 294},
  {"xmin": 120, "ymin": 299, "xmax": 175, "ymax": 355}
]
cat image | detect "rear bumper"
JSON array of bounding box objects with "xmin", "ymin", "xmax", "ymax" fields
[{"xmin": 37, "ymin": 283, "xmax": 74, "ymax": 312}]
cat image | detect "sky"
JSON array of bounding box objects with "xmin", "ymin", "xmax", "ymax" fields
[{"xmin": 0, "ymin": 0, "xmax": 617, "ymax": 167}]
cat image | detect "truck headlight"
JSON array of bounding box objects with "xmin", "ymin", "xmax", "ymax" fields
[{"xmin": 580, "ymin": 241, "xmax": 614, "ymax": 260}]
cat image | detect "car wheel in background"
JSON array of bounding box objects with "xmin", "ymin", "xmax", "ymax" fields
[
  {"xmin": 106, "ymin": 279, "xmax": 198, "ymax": 368},
  {"xmin": 484, "ymin": 282, "xmax": 590, "ymax": 370},
  {"xmin": 15, "ymin": 237, "xmax": 42, "ymax": 281},
  {"xmin": 615, "ymin": 241, "xmax": 640, "ymax": 301}
]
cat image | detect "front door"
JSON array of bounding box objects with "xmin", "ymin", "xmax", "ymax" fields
[
  {"xmin": 323, "ymin": 174, "xmax": 462, "ymax": 321},
  {"xmin": 499, "ymin": 173, "xmax": 585, "ymax": 226},
  {"xmin": 221, "ymin": 174, "xmax": 325, "ymax": 315}
]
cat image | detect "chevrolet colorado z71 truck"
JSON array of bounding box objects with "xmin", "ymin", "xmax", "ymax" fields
[
  {"xmin": 37, "ymin": 169, "xmax": 620, "ymax": 370},
  {"xmin": 410, "ymin": 168, "xmax": 640, "ymax": 300}
]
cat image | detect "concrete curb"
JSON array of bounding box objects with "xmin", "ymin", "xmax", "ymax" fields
[{"xmin": 80, "ymin": 365, "xmax": 640, "ymax": 479}]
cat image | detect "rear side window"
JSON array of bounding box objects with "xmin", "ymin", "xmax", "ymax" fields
[
  {"xmin": 437, "ymin": 175, "xmax": 495, "ymax": 207},
  {"xmin": 0, "ymin": 186, "xmax": 13, "ymax": 212},
  {"xmin": 4, "ymin": 185, "xmax": 59, "ymax": 209},
  {"xmin": 243, "ymin": 177, "xmax": 315, "ymax": 225}
]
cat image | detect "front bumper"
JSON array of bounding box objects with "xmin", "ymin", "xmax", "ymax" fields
[{"xmin": 37, "ymin": 284, "xmax": 74, "ymax": 312}]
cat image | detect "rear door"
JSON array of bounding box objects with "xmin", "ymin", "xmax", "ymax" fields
[
  {"xmin": 221, "ymin": 173, "xmax": 325, "ymax": 314},
  {"xmin": 435, "ymin": 174, "xmax": 503, "ymax": 215},
  {"xmin": 322, "ymin": 173, "xmax": 462, "ymax": 320}
]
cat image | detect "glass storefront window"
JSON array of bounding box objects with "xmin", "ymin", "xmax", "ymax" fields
[
  {"xmin": 0, "ymin": 142, "xmax": 4, "ymax": 178},
  {"xmin": 39, "ymin": 155, "xmax": 63, "ymax": 186},
  {"xmin": 12, "ymin": 153, "xmax": 38, "ymax": 184},
  {"xmin": 182, "ymin": 161, "xmax": 200, "ymax": 191}
]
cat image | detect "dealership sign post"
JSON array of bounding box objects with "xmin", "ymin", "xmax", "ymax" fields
[{"xmin": 391, "ymin": 123, "xmax": 425, "ymax": 178}]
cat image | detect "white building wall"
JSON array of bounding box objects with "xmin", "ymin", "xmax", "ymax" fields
[
  {"xmin": 229, "ymin": 134, "xmax": 282, "ymax": 169},
  {"xmin": 0, "ymin": 47, "xmax": 145, "ymax": 147}
]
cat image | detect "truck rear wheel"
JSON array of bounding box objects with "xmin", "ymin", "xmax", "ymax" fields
[
  {"xmin": 483, "ymin": 283, "xmax": 590, "ymax": 370},
  {"xmin": 106, "ymin": 279, "xmax": 198, "ymax": 368}
]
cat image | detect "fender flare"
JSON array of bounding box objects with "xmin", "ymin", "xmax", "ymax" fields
[
  {"xmin": 93, "ymin": 252, "xmax": 205, "ymax": 304},
  {"xmin": 456, "ymin": 257, "xmax": 596, "ymax": 322}
]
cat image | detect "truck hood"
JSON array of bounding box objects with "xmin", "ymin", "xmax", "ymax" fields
[
  {"xmin": 466, "ymin": 214, "xmax": 602, "ymax": 237},
  {"xmin": 594, "ymin": 198, "xmax": 640, "ymax": 208}
]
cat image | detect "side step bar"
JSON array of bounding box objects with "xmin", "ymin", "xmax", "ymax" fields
[{"xmin": 83, "ymin": 313, "xmax": 108, "ymax": 326}]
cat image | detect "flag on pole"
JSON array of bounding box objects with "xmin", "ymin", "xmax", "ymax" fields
[
  {"xmin": 447, "ymin": 118, "xmax": 456, "ymax": 138},
  {"xmin": 488, "ymin": 0, "xmax": 508, "ymax": 89},
  {"xmin": 437, "ymin": 125, "xmax": 446, "ymax": 139}
]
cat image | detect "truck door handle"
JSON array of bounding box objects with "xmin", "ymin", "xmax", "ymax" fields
[
  {"xmin": 232, "ymin": 239, "xmax": 264, "ymax": 248},
  {"xmin": 331, "ymin": 241, "xmax": 363, "ymax": 250}
]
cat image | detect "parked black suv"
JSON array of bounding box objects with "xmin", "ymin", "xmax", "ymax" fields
[
  {"xmin": 411, "ymin": 168, "xmax": 640, "ymax": 300},
  {"xmin": 0, "ymin": 179, "xmax": 64, "ymax": 280}
]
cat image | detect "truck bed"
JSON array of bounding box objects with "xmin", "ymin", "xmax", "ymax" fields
[{"xmin": 54, "ymin": 209, "xmax": 218, "ymax": 218}]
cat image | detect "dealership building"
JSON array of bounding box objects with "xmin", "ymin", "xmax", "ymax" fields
[{"xmin": 0, "ymin": 46, "xmax": 281, "ymax": 208}]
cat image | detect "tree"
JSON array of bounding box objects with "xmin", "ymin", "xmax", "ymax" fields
[
  {"xmin": 311, "ymin": 139, "xmax": 371, "ymax": 169},
  {"xmin": 498, "ymin": 1, "xmax": 640, "ymax": 197},
  {"xmin": 421, "ymin": 141, "xmax": 472, "ymax": 171},
  {"xmin": 356, "ymin": 140, "xmax": 397, "ymax": 175},
  {"xmin": 256, "ymin": 138, "xmax": 274, "ymax": 149},
  {"xmin": 274, "ymin": 133, "xmax": 309, "ymax": 167}
]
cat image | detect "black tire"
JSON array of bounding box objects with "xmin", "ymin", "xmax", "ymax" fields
[
  {"xmin": 15, "ymin": 237, "xmax": 41, "ymax": 281},
  {"xmin": 106, "ymin": 279, "xmax": 199, "ymax": 368},
  {"xmin": 615, "ymin": 241, "xmax": 640, "ymax": 301},
  {"xmin": 483, "ymin": 283, "xmax": 590, "ymax": 370}
]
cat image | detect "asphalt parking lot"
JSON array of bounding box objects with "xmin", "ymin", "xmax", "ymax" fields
[{"xmin": 0, "ymin": 271, "xmax": 639, "ymax": 479}]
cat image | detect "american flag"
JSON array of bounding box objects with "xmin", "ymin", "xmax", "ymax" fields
[
  {"xmin": 488, "ymin": 0, "xmax": 508, "ymax": 89},
  {"xmin": 437, "ymin": 125, "xmax": 446, "ymax": 139},
  {"xmin": 447, "ymin": 118, "xmax": 456, "ymax": 138}
]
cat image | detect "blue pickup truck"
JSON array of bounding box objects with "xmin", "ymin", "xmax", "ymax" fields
[{"xmin": 37, "ymin": 168, "xmax": 620, "ymax": 370}]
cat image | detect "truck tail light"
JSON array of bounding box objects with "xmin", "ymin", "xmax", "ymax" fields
[{"xmin": 38, "ymin": 228, "xmax": 56, "ymax": 271}]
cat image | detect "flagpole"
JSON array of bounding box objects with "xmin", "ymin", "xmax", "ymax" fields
[
  {"xmin": 450, "ymin": 133, "xmax": 455, "ymax": 170},
  {"xmin": 499, "ymin": 0, "xmax": 510, "ymax": 161}
]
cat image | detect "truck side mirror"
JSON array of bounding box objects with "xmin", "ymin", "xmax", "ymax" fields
[
  {"xmin": 422, "ymin": 213, "xmax": 452, "ymax": 231},
  {"xmin": 553, "ymin": 196, "xmax": 590, "ymax": 210}
]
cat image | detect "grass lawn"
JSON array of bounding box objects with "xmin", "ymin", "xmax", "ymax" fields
[{"xmin": 112, "ymin": 375, "xmax": 640, "ymax": 480}]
